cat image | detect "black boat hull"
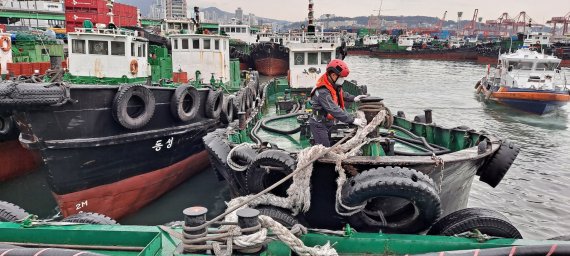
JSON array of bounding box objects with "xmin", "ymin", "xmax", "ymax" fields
[{"xmin": 10, "ymin": 85, "xmax": 219, "ymax": 219}]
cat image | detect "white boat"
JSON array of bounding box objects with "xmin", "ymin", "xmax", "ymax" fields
[{"xmin": 476, "ymin": 47, "xmax": 570, "ymax": 115}]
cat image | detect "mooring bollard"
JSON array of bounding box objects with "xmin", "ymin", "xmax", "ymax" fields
[
  {"xmin": 424, "ymin": 109, "xmax": 433, "ymax": 124},
  {"xmin": 181, "ymin": 206, "xmax": 208, "ymax": 254},
  {"xmin": 236, "ymin": 208, "xmax": 263, "ymax": 253},
  {"xmin": 238, "ymin": 112, "xmax": 247, "ymax": 130}
]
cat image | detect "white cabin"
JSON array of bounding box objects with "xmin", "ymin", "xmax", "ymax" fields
[
  {"xmin": 161, "ymin": 19, "xmax": 195, "ymax": 36},
  {"xmin": 398, "ymin": 36, "xmax": 415, "ymax": 51},
  {"xmin": 287, "ymin": 41, "xmax": 337, "ymax": 89},
  {"xmin": 170, "ymin": 34, "xmax": 230, "ymax": 83},
  {"xmin": 523, "ymin": 32, "xmax": 552, "ymax": 47},
  {"xmin": 67, "ymin": 28, "xmax": 150, "ymax": 79},
  {"xmin": 490, "ymin": 47, "xmax": 565, "ymax": 91},
  {"xmin": 0, "ymin": 32, "xmax": 12, "ymax": 76},
  {"xmin": 220, "ymin": 24, "xmax": 258, "ymax": 45}
]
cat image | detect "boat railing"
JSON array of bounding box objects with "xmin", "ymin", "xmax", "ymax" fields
[{"xmin": 73, "ymin": 27, "xmax": 137, "ymax": 37}]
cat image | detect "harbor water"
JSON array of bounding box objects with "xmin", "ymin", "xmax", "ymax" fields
[{"xmin": 2, "ymin": 55, "xmax": 570, "ymax": 239}]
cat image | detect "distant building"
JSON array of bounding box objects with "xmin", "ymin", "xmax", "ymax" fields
[
  {"xmin": 166, "ymin": 0, "xmax": 187, "ymax": 19},
  {"xmin": 248, "ymin": 13, "xmax": 257, "ymax": 26},
  {"xmin": 235, "ymin": 7, "xmax": 243, "ymax": 22},
  {"xmin": 149, "ymin": 0, "xmax": 166, "ymax": 19},
  {"xmin": 319, "ymin": 14, "xmax": 336, "ymax": 20}
]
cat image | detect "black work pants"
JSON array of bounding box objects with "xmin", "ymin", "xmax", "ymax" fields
[{"xmin": 309, "ymin": 118, "xmax": 333, "ymax": 147}]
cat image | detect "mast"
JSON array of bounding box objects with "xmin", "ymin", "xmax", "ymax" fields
[{"xmin": 307, "ymin": 0, "xmax": 315, "ymax": 35}]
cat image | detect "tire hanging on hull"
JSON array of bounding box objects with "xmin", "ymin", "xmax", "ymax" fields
[
  {"xmin": 170, "ymin": 85, "xmax": 200, "ymax": 122},
  {"xmin": 112, "ymin": 84, "xmax": 156, "ymax": 130}
]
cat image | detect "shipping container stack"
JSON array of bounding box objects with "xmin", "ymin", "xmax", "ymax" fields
[{"xmin": 65, "ymin": 0, "xmax": 139, "ymax": 33}]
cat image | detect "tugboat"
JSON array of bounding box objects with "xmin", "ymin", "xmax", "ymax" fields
[
  {"xmin": 0, "ymin": 30, "xmax": 43, "ymax": 182},
  {"xmin": 0, "ymin": 10, "xmax": 256, "ymax": 220},
  {"xmin": 251, "ymin": 41, "xmax": 289, "ymax": 76},
  {"xmin": 203, "ymin": 1, "xmax": 519, "ymax": 234},
  {"xmin": 476, "ymin": 46, "xmax": 570, "ymax": 115}
]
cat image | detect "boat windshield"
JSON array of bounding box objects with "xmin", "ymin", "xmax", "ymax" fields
[
  {"xmin": 509, "ymin": 61, "xmax": 533, "ymax": 70},
  {"xmin": 535, "ymin": 62, "xmax": 559, "ymax": 71}
]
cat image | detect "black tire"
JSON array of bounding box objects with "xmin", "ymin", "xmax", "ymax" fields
[
  {"xmin": 256, "ymin": 205, "xmax": 301, "ymax": 228},
  {"xmin": 62, "ymin": 212, "xmax": 118, "ymax": 225},
  {"xmin": 0, "ymin": 201, "xmax": 30, "ymax": 222},
  {"xmin": 170, "ymin": 85, "xmax": 200, "ymax": 122},
  {"xmin": 341, "ymin": 167, "xmax": 441, "ymax": 234},
  {"xmin": 112, "ymin": 84, "xmax": 156, "ymax": 130},
  {"xmin": 221, "ymin": 95, "xmax": 235, "ymax": 124},
  {"xmin": 478, "ymin": 139, "xmax": 520, "ymax": 188},
  {"xmin": 0, "ymin": 82, "xmax": 66, "ymax": 106},
  {"xmin": 0, "ymin": 115, "xmax": 13, "ymax": 135},
  {"xmin": 233, "ymin": 89, "xmax": 246, "ymax": 114},
  {"xmin": 246, "ymin": 150, "xmax": 296, "ymax": 197},
  {"xmin": 427, "ymin": 208, "xmax": 522, "ymax": 238},
  {"xmin": 205, "ymin": 135, "xmax": 232, "ymax": 180},
  {"xmin": 205, "ymin": 89, "xmax": 222, "ymax": 119}
]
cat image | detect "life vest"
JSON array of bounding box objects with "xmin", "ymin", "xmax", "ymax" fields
[{"xmin": 310, "ymin": 74, "xmax": 345, "ymax": 120}]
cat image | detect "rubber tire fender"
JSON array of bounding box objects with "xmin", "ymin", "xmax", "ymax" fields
[
  {"xmin": 0, "ymin": 115, "xmax": 14, "ymax": 135},
  {"xmin": 478, "ymin": 139, "xmax": 520, "ymax": 188},
  {"xmin": 221, "ymin": 95, "xmax": 235, "ymax": 124},
  {"xmin": 204, "ymin": 89, "xmax": 222, "ymax": 119},
  {"xmin": 0, "ymin": 201, "xmax": 30, "ymax": 222},
  {"xmin": 62, "ymin": 212, "xmax": 119, "ymax": 225},
  {"xmin": 205, "ymin": 135, "xmax": 232, "ymax": 181},
  {"xmin": 341, "ymin": 167, "xmax": 442, "ymax": 234},
  {"xmin": 427, "ymin": 207, "xmax": 522, "ymax": 238},
  {"xmin": 112, "ymin": 84, "xmax": 156, "ymax": 130},
  {"xmin": 170, "ymin": 85, "xmax": 200, "ymax": 122},
  {"xmin": 255, "ymin": 205, "xmax": 302, "ymax": 228},
  {"xmin": 246, "ymin": 150, "xmax": 297, "ymax": 197}
]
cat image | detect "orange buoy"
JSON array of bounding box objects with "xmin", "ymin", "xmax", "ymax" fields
[
  {"xmin": 130, "ymin": 59, "xmax": 138, "ymax": 75},
  {"xmin": 0, "ymin": 35, "xmax": 11, "ymax": 52}
]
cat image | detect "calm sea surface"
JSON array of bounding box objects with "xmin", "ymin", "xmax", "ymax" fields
[{"xmin": 2, "ymin": 55, "xmax": 570, "ymax": 240}]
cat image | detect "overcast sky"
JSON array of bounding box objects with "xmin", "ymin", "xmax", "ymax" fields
[{"xmin": 188, "ymin": 0, "xmax": 568, "ymax": 24}]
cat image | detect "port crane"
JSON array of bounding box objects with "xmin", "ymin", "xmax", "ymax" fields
[{"xmin": 547, "ymin": 12, "xmax": 570, "ymax": 36}]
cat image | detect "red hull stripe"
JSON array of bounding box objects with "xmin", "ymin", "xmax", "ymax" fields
[
  {"xmin": 255, "ymin": 58, "xmax": 288, "ymax": 76},
  {"xmin": 492, "ymin": 92, "xmax": 570, "ymax": 102},
  {"xmin": 0, "ymin": 140, "xmax": 41, "ymax": 181},
  {"xmin": 54, "ymin": 150, "xmax": 210, "ymax": 220}
]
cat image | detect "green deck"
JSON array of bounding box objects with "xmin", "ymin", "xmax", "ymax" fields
[
  {"xmin": 229, "ymin": 78, "xmax": 482, "ymax": 156},
  {"xmin": 0, "ymin": 222, "xmax": 566, "ymax": 256}
]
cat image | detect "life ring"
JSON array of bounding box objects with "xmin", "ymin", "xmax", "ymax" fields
[
  {"xmin": 341, "ymin": 166, "xmax": 442, "ymax": 234},
  {"xmin": 0, "ymin": 36, "xmax": 11, "ymax": 52},
  {"xmin": 428, "ymin": 208, "xmax": 522, "ymax": 238},
  {"xmin": 170, "ymin": 85, "xmax": 200, "ymax": 122},
  {"xmin": 0, "ymin": 200, "xmax": 30, "ymax": 222},
  {"xmin": 477, "ymin": 139, "xmax": 519, "ymax": 188},
  {"xmin": 112, "ymin": 84, "xmax": 156, "ymax": 130},
  {"xmin": 62, "ymin": 212, "xmax": 119, "ymax": 225},
  {"xmin": 204, "ymin": 89, "xmax": 223, "ymax": 119},
  {"xmin": 130, "ymin": 59, "xmax": 138, "ymax": 75},
  {"xmin": 246, "ymin": 150, "xmax": 296, "ymax": 197}
]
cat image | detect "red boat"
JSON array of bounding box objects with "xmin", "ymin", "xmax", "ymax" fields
[{"xmin": 251, "ymin": 42, "xmax": 289, "ymax": 76}]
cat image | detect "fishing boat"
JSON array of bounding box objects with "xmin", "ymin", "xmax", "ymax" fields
[
  {"xmin": 475, "ymin": 47, "xmax": 570, "ymax": 115},
  {"xmin": 0, "ymin": 201, "xmax": 568, "ymax": 256},
  {"xmin": 0, "ymin": 30, "xmax": 45, "ymax": 182},
  {"xmin": 0, "ymin": 11, "xmax": 259, "ymax": 220},
  {"xmin": 202, "ymin": 1, "xmax": 519, "ymax": 234},
  {"xmin": 370, "ymin": 35, "xmax": 479, "ymax": 61}
]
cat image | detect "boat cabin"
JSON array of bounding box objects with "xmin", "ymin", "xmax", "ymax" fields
[
  {"xmin": 67, "ymin": 27, "xmax": 150, "ymax": 82},
  {"xmin": 523, "ymin": 32, "xmax": 552, "ymax": 47},
  {"xmin": 287, "ymin": 42, "xmax": 336, "ymax": 90},
  {"xmin": 161, "ymin": 19, "xmax": 195, "ymax": 36},
  {"xmin": 0, "ymin": 31, "xmax": 12, "ymax": 77},
  {"xmin": 397, "ymin": 36, "xmax": 415, "ymax": 50},
  {"xmin": 220, "ymin": 24, "xmax": 258, "ymax": 45},
  {"xmin": 170, "ymin": 33, "xmax": 231, "ymax": 84},
  {"xmin": 496, "ymin": 48, "xmax": 563, "ymax": 90}
]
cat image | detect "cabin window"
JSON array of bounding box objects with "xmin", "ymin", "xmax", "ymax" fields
[
  {"xmin": 511, "ymin": 61, "xmax": 533, "ymax": 70},
  {"xmin": 111, "ymin": 42, "xmax": 125, "ymax": 56},
  {"xmin": 204, "ymin": 39, "xmax": 211, "ymax": 50},
  {"xmin": 72, "ymin": 39, "xmax": 86, "ymax": 54},
  {"xmin": 538, "ymin": 62, "xmax": 558, "ymax": 71},
  {"xmin": 294, "ymin": 52, "xmax": 305, "ymax": 65},
  {"xmin": 307, "ymin": 52, "xmax": 318, "ymax": 65},
  {"xmin": 182, "ymin": 39, "xmax": 189, "ymax": 49},
  {"xmin": 89, "ymin": 40, "xmax": 108, "ymax": 55},
  {"xmin": 214, "ymin": 40, "xmax": 220, "ymax": 50},
  {"xmin": 193, "ymin": 39, "xmax": 200, "ymax": 49},
  {"xmin": 138, "ymin": 44, "xmax": 143, "ymax": 57},
  {"xmin": 173, "ymin": 39, "xmax": 178, "ymax": 49},
  {"xmin": 241, "ymin": 28, "xmax": 246, "ymax": 33},
  {"xmin": 321, "ymin": 52, "xmax": 332, "ymax": 64},
  {"xmin": 543, "ymin": 37, "xmax": 548, "ymax": 40},
  {"xmin": 182, "ymin": 24, "xmax": 188, "ymax": 30},
  {"xmin": 231, "ymin": 27, "xmax": 236, "ymax": 33},
  {"xmin": 142, "ymin": 44, "xmax": 146, "ymax": 57},
  {"xmin": 131, "ymin": 43, "xmax": 135, "ymax": 56}
]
